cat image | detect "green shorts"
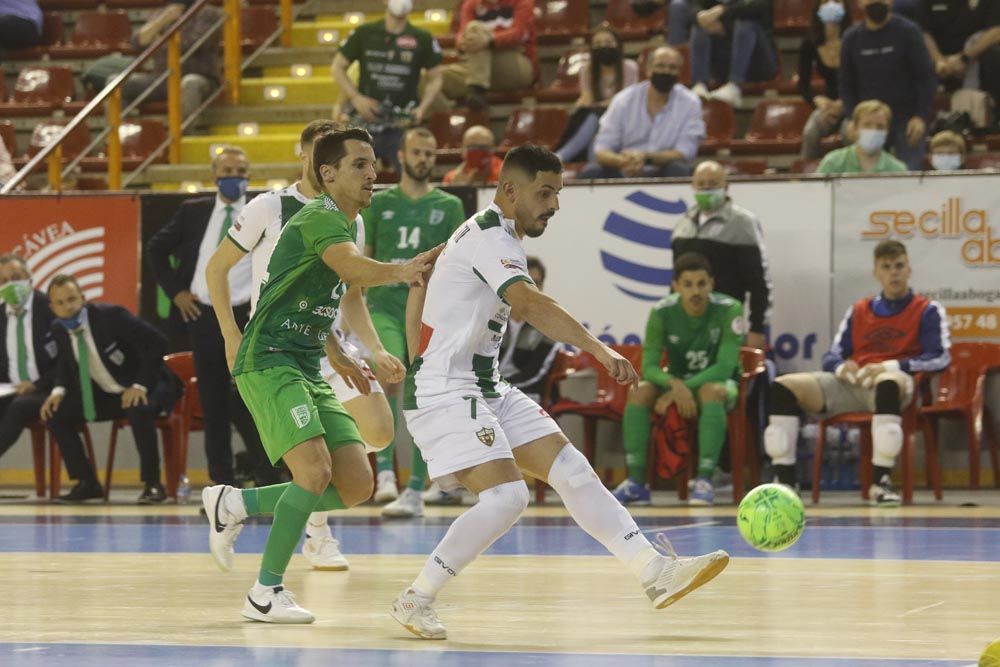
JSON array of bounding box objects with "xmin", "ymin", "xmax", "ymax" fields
[
  {"xmin": 370, "ymin": 310, "xmax": 407, "ymax": 369},
  {"xmin": 235, "ymin": 365, "xmax": 362, "ymax": 464}
]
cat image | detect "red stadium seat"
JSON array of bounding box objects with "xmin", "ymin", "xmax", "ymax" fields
[
  {"xmin": 789, "ymin": 158, "xmax": 820, "ymax": 174},
  {"xmin": 436, "ymin": 11, "xmax": 462, "ymax": 49},
  {"xmin": 0, "ymin": 121, "xmax": 15, "ymax": 156},
  {"xmin": 81, "ymin": 119, "xmax": 169, "ymax": 171},
  {"xmin": 0, "ymin": 66, "xmax": 76, "ymax": 117},
  {"xmin": 637, "ymin": 43, "xmax": 691, "ymax": 85},
  {"xmin": 25, "ymin": 120, "xmax": 92, "ymax": 161},
  {"xmin": 537, "ymin": 48, "xmax": 588, "ymax": 103},
  {"xmin": 500, "ymin": 107, "xmax": 569, "ymax": 150},
  {"xmin": 49, "ymin": 10, "xmax": 133, "ymax": 58},
  {"xmin": 5, "ymin": 13, "xmax": 65, "ymax": 60},
  {"xmin": 700, "ymin": 98, "xmax": 736, "ymax": 151},
  {"xmin": 712, "ymin": 158, "xmax": 768, "ymax": 175},
  {"xmin": 773, "ymin": 0, "xmax": 811, "ymax": 35},
  {"xmin": 105, "ymin": 0, "xmax": 169, "ymax": 7},
  {"xmin": 604, "ymin": 0, "xmax": 664, "ymax": 41},
  {"xmin": 426, "ymin": 108, "xmax": 491, "ymax": 162},
  {"xmin": 242, "ymin": 6, "xmax": 278, "ymax": 52},
  {"xmin": 731, "ymin": 99, "xmax": 813, "ymax": 154},
  {"xmin": 535, "ymin": 0, "xmax": 590, "ymax": 45},
  {"xmin": 38, "ymin": 0, "xmax": 99, "ymax": 8},
  {"xmin": 964, "ymin": 154, "xmax": 1000, "ymax": 170}
]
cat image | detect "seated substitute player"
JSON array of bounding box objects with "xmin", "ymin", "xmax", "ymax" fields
[
  {"xmin": 764, "ymin": 240, "xmax": 950, "ymax": 506},
  {"xmin": 388, "ymin": 144, "xmax": 729, "ymax": 640},
  {"xmin": 615, "ymin": 252, "xmax": 744, "ymax": 507},
  {"xmin": 205, "ymin": 120, "xmax": 405, "ymax": 572},
  {"xmin": 200, "ymin": 127, "xmax": 439, "ymax": 624}
]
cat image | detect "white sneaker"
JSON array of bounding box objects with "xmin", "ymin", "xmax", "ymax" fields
[
  {"xmin": 242, "ymin": 585, "xmax": 315, "ymax": 624},
  {"xmin": 202, "ymin": 485, "xmax": 244, "ymax": 572},
  {"xmin": 374, "ymin": 470, "xmax": 399, "ymax": 504},
  {"xmin": 382, "ymin": 487, "xmax": 424, "ymax": 518},
  {"xmin": 642, "ymin": 534, "xmax": 729, "ymax": 609},
  {"xmin": 390, "ymin": 587, "xmax": 447, "ymax": 639},
  {"xmin": 709, "ymin": 81, "xmax": 742, "ymax": 107},
  {"xmin": 422, "ymin": 481, "xmax": 462, "ymax": 506},
  {"xmin": 869, "ymin": 474, "xmax": 901, "ymax": 507},
  {"xmin": 691, "ymin": 82, "xmax": 710, "ymax": 99},
  {"xmin": 302, "ymin": 535, "xmax": 349, "ymax": 571}
]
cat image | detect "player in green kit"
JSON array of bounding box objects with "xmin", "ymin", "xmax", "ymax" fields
[
  {"xmin": 200, "ymin": 127, "xmax": 439, "ymax": 624},
  {"xmin": 362, "ymin": 126, "xmax": 465, "ymax": 517},
  {"xmin": 615, "ymin": 252, "xmax": 745, "ymax": 507}
]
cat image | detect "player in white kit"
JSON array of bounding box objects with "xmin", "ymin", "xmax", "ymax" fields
[
  {"xmin": 204, "ymin": 121, "xmax": 405, "ymax": 571},
  {"xmin": 389, "ymin": 145, "xmax": 730, "ymax": 639}
]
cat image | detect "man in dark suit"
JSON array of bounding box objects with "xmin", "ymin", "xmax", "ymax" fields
[
  {"xmin": 146, "ymin": 146, "xmax": 274, "ymax": 487},
  {"xmin": 40, "ymin": 274, "xmax": 183, "ymax": 504},
  {"xmin": 0, "ymin": 254, "xmax": 59, "ymax": 463}
]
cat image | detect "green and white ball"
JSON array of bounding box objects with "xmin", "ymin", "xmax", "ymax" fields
[
  {"xmin": 737, "ymin": 483, "xmax": 806, "ymax": 552},
  {"xmin": 980, "ymin": 638, "xmax": 1000, "ymax": 667}
]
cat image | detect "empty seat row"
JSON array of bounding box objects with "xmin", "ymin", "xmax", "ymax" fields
[{"xmin": 2, "ymin": 118, "xmax": 167, "ymax": 171}]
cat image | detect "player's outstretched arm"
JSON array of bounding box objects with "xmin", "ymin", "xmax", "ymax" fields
[
  {"xmin": 504, "ymin": 281, "xmax": 638, "ymax": 387},
  {"xmin": 404, "ymin": 276, "xmax": 431, "ymax": 364},
  {"xmin": 206, "ymin": 239, "xmax": 249, "ymax": 371},
  {"xmin": 322, "ymin": 242, "xmax": 442, "ymax": 288}
]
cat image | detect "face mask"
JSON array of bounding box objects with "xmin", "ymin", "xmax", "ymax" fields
[
  {"xmin": 55, "ymin": 306, "xmax": 86, "ymax": 331},
  {"xmin": 864, "ymin": 1, "xmax": 889, "ymax": 22},
  {"xmin": 857, "ymin": 128, "xmax": 887, "ymax": 154},
  {"xmin": 387, "ymin": 0, "xmax": 412, "ymax": 18},
  {"xmin": 216, "ymin": 176, "xmax": 248, "ymax": 201},
  {"xmin": 0, "ymin": 280, "xmax": 31, "ymax": 309},
  {"xmin": 630, "ymin": 0, "xmax": 660, "ymax": 17},
  {"xmin": 650, "ymin": 72, "xmax": 677, "ymax": 94},
  {"xmin": 931, "ymin": 153, "xmax": 962, "ymax": 171},
  {"xmin": 694, "ymin": 188, "xmax": 726, "ymax": 211},
  {"xmin": 817, "ymin": 1, "xmax": 845, "ymax": 23},
  {"xmin": 592, "ymin": 47, "xmax": 620, "ymax": 66}
]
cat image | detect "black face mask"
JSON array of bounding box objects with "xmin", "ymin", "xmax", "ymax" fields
[
  {"xmin": 864, "ymin": 1, "xmax": 890, "ymax": 22},
  {"xmin": 650, "ymin": 72, "xmax": 677, "ymax": 94},
  {"xmin": 630, "ymin": 0, "xmax": 660, "ymax": 17},
  {"xmin": 592, "ymin": 47, "xmax": 621, "ymax": 66}
]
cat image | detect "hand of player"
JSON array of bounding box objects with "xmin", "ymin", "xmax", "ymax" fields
[
  {"xmin": 834, "ymin": 360, "xmax": 861, "ymax": 385},
  {"xmin": 40, "ymin": 393, "xmax": 63, "ymax": 421},
  {"xmin": 857, "ymin": 362, "xmax": 886, "ymax": 388},
  {"xmin": 400, "ymin": 244, "xmax": 445, "ymax": 286},
  {"xmin": 223, "ymin": 331, "xmax": 243, "ymax": 372},
  {"xmin": 14, "ymin": 381, "xmax": 35, "ymax": 395},
  {"xmin": 653, "ymin": 391, "xmax": 675, "ymax": 417},
  {"xmin": 121, "ymin": 386, "xmax": 149, "ymax": 409},
  {"xmin": 906, "ymin": 116, "xmax": 925, "ymax": 147},
  {"xmin": 327, "ymin": 348, "xmax": 372, "ymax": 396},
  {"xmin": 351, "ymin": 94, "xmax": 381, "ymax": 122},
  {"xmin": 172, "ymin": 290, "xmax": 202, "ymax": 323},
  {"xmin": 371, "ymin": 348, "xmax": 406, "ymax": 385},
  {"xmin": 669, "ymin": 377, "xmax": 697, "ymax": 419},
  {"xmin": 595, "ymin": 345, "xmax": 639, "ymax": 388}
]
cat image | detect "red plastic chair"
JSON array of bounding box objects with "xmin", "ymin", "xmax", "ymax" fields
[
  {"xmin": 241, "ymin": 6, "xmax": 278, "ymax": 52},
  {"xmin": 964, "ymin": 154, "xmax": 1000, "ymax": 170},
  {"xmin": 732, "ymin": 99, "xmax": 813, "ymax": 154},
  {"xmin": 920, "ymin": 342, "xmax": 1000, "ymax": 491},
  {"xmin": 81, "ymin": 119, "xmax": 168, "ymax": 171},
  {"xmin": 700, "ymin": 98, "xmax": 736, "ymax": 152},
  {"xmin": 425, "ymin": 108, "xmax": 491, "ymax": 163},
  {"xmin": 38, "ymin": 0, "xmax": 100, "ymax": 8},
  {"xmin": 5, "ymin": 13, "xmax": 65, "ymax": 60},
  {"xmin": 25, "ymin": 120, "xmax": 92, "ymax": 161},
  {"xmin": 604, "ymin": 0, "xmax": 664, "ymax": 40},
  {"xmin": 50, "ymin": 10, "xmax": 133, "ymax": 58},
  {"xmin": 536, "ymin": 48, "xmax": 588, "ymax": 103},
  {"xmin": 535, "ymin": 0, "xmax": 590, "ymax": 44},
  {"xmin": 712, "ymin": 158, "xmax": 768, "ymax": 175},
  {"xmin": 773, "ymin": 0, "xmax": 812, "ymax": 34},
  {"xmin": 436, "ymin": 10, "xmax": 462, "ymax": 49},
  {"xmin": 0, "ymin": 122, "xmax": 15, "ymax": 156},
  {"xmin": 0, "ymin": 66, "xmax": 75, "ymax": 117},
  {"xmin": 500, "ymin": 107, "xmax": 569, "ymax": 150},
  {"xmin": 789, "ymin": 158, "xmax": 821, "ymax": 174},
  {"xmin": 29, "ymin": 420, "xmax": 97, "ymax": 499}
]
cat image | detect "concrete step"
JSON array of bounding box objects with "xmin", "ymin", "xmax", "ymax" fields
[
  {"xmin": 201, "ymin": 103, "xmax": 332, "ymax": 125},
  {"xmin": 239, "ymin": 76, "xmax": 340, "ymax": 105},
  {"xmin": 181, "ymin": 133, "xmax": 301, "ymax": 163}
]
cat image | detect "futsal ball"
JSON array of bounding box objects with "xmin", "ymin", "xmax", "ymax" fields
[
  {"xmin": 981, "ymin": 639, "xmax": 1000, "ymax": 667},
  {"xmin": 737, "ymin": 483, "xmax": 806, "ymax": 552}
]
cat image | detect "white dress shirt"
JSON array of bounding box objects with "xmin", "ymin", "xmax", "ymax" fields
[
  {"xmin": 189, "ymin": 194, "xmax": 253, "ymax": 306},
  {"xmin": 5, "ymin": 291, "xmax": 39, "ymax": 384}
]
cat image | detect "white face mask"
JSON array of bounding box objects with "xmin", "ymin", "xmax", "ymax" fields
[
  {"xmin": 387, "ymin": 0, "xmax": 413, "ymax": 18},
  {"xmin": 857, "ymin": 128, "xmax": 887, "ymax": 155},
  {"xmin": 930, "ymin": 153, "xmax": 962, "ymax": 171}
]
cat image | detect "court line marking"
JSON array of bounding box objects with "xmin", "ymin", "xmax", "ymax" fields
[
  {"xmin": 641, "ymin": 520, "xmax": 721, "ymax": 532},
  {"xmin": 897, "ymin": 601, "xmax": 945, "ymax": 618}
]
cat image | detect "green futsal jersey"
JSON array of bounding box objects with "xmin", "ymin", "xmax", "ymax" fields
[
  {"xmin": 362, "ymin": 186, "xmax": 465, "ymax": 321},
  {"xmin": 234, "ymin": 193, "xmax": 357, "ymax": 378},
  {"xmin": 642, "ymin": 292, "xmax": 744, "ymax": 390}
]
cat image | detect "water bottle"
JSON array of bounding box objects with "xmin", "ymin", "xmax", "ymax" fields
[{"xmin": 176, "ymin": 474, "xmax": 191, "ymax": 505}]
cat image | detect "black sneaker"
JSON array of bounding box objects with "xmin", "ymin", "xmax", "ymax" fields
[
  {"xmin": 137, "ymin": 483, "xmax": 167, "ymax": 505},
  {"xmin": 869, "ymin": 474, "xmax": 901, "ymax": 507},
  {"xmin": 58, "ymin": 479, "xmax": 104, "ymax": 503}
]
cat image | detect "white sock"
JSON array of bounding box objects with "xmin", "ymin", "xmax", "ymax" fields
[
  {"xmin": 411, "ymin": 479, "xmax": 529, "ymax": 597},
  {"xmin": 251, "ymin": 581, "xmax": 273, "ymax": 596},
  {"xmin": 224, "ymin": 486, "xmax": 248, "ymax": 522},
  {"xmin": 545, "ymin": 444, "xmax": 657, "ymax": 582},
  {"xmin": 306, "ymin": 512, "xmax": 331, "ymax": 538}
]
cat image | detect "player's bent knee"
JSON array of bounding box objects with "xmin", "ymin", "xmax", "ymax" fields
[
  {"xmin": 338, "ymin": 475, "xmax": 375, "ymax": 507},
  {"xmin": 697, "ymin": 383, "xmax": 727, "ymax": 403},
  {"xmin": 365, "ymin": 423, "xmax": 394, "ymax": 450},
  {"xmin": 296, "ymin": 465, "xmax": 333, "ymax": 495},
  {"xmin": 489, "ymin": 479, "xmax": 530, "ymax": 514},
  {"xmin": 546, "ymin": 443, "xmax": 599, "ymax": 490}
]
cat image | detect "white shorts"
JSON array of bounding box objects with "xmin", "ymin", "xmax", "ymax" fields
[
  {"xmin": 403, "ymin": 387, "xmax": 562, "ymax": 489},
  {"xmin": 320, "ymin": 338, "xmax": 383, "ymax": 404}
]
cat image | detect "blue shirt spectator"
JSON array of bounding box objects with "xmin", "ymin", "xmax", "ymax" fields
[{"xmin": 0, "ymin": 0, "xmax": 42, "ymax": 51}]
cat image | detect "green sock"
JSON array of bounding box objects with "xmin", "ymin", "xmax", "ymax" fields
[
  {"xmin": 697, "ymin": 402, "xmax": 727, "ymax": 480},
  {"xmin": 375, "ymin": 394, "xmax": 400, "ymax": 473},
  {"xmin": 407, "ymin": 442, "xmax": 428, "ymax": 491},
  {"xmin": 623, "ymin": 404, "xmax": 651, "ymax": 482},
  {"xmin": 313, "ymin": 483, "xmax": 347, "ymax": 511},
  {"xmin": 258, "ymin": 483, "xmax": 321, "ymax": 586},
  {"xmin": 242, "ymin": 483, "xmax": 290, "ymax": 516}
]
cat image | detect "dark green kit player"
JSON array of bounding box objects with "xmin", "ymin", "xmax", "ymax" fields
[
  {"xmin": 614, "ymin": 252, "xmax": 745, "ymax": 507},
  {"xmin": 200, "ymin": 127, "xmax": 439, "ymax": 624},
  {"xmin": 362, "ymin": 126, "xmax": 465, "ymax": 517}
]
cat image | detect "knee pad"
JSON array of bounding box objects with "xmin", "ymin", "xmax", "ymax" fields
[
  {"xmin": 872, "ymin": 415, "xmax": 903, "ymax": 468},
  {"xmin": 547, "ymin": 443, "xmax": 601, "ymax": 492},
  {"xmin": 480, "ymin": 479, "xmax": 530, "ymax": 519},
  {"xmin": 764, "ymin": 416, "xmax": 799, "ymax": 465}
]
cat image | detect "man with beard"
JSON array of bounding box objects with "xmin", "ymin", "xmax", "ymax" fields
[{"xmin": 363, "ymin": 126, "xmax": 466, "ymax": 518}]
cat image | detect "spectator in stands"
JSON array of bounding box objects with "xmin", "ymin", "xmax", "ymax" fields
[
  {"xmin": 671, "ymin": 160, "xmax": 771, "ymax": 351},
  {"xmin": 764, "ymin": 240, "xmax": 950, "ymax": 504},
  {"xmin": 40, "ymin": 274, "xmax": 183, "ymax": 504},
  {"xmin": 81, "ymin": 1, "xmax": 220, "ymax": 118},
  {"xmin": 817, "ymin": 99, "xmax": 908, "ymax": 173},
  {"xmin": 580, "ymin": 46, "xmax": 704, "ymax": 179},
  {"xmin": 799, "ymin": 0, "xmax": 855, "ymax": 159},
  {"xmin": 147, "ymin": 146, "xmax": 276, "ymax": 488},
  {"xmin": 627, "ymin": 0, "xmax": 695, "ymax": 46},
  {"xmin": 440, "ymin": 0, "xmax": 538, "ymax": 110},
  {"xmin": 554, "ymin": 23, "xmax": 640, "ymax": 164},
  {"xmin": 931, "ymin": 2, "xmax": 1000, "ymax": 113},
  {"xmin": 840, "ymin": 0, "xmax": 936, "ymax": 170},
  {"xmin": 442, "ymin": 125, "xmax": 504, "ymax": 185},
  {"xmin": 498, "ymin": 256, "xmax": 561, "ymax": 403},
  {"xmin": 918, "ymin": 0, "xmax": 982, "ymax": 91},
  {"xmin": 0, "ymin": 0, "xmax": 41, "ymax": 52},
  {"xmin": 688, "ymin": 0, "xmax": 779, "ymax": 107},
  {"xmin": 0, "ymin": 255, "xmax": 58, "ymax": 468},
  {"xmin": 928, "ymin": 130, "xmax": 966, "ymax": 170},
  {"xmin": 332, "ymin": 0, "xmax": 444, "ymax": 175}
]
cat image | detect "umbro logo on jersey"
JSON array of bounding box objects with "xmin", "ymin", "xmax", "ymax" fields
[
  {"xmin": 383, "ymin": 210, "xmax": 395, "ymax": 219},
  {"xmin": 429, "ymin": 209, "xmax": 445, "ymax": 225},
  {"xmin": 476, "ymin": 427, "xmax": 495, "ymax": 446},
  {"xmin": 669, "ymin": 335, "xmax": 680, "ymax": 343}
]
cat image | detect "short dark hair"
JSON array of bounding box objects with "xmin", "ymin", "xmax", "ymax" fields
[
  {"xmin": 47, "ymin": 273, "xmax": 81, "ymax": 296},
  {"xmin": 672, "ymin": 252, "xmax": 713, "ymax": 280},
  {"xmin": 874, "ymin": 240, "xmax": 907, "ymax": 261},
  {"xmin": 403, "ymin": 126, "xmax": 436, "ymax": 149},
  {"xmin": 312, "ymin": 127, "xmax": 373, "ymax": 187},
  {"xmin": 526, "ymin": 256, "xmax": 546, "ymax": 282},
  {"xmin": 300, "ymin": 120, "xmax": 341, "ymax": 148},
  {"xmin": 0, "ymin": 253, "xmax": 28, "ymax": 271},
  {"xmin": 501, "ymin": 144, "xmax": 562, "ymax": 182}
]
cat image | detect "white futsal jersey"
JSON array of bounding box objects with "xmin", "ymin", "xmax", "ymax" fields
[{"xmin": 403, "ymin": 203, "xmax": 534, "ymax": 410}]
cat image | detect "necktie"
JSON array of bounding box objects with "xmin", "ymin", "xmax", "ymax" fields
[
  {"xmin": 218, "ymin": 205, "xmax": 234, "ymax": 244},
  {"xmin": 15, "ymin": 311, "xmax": 28, "ymax": 384},
  {"xmin": 73, "ymin": 329, "xmax": 97, "ymax": 422}
]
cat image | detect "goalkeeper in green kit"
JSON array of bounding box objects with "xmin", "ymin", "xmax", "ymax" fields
[
  {"xmin": 361, "ymin": 126, "xmax": 465, "ymax": 517},
  {"xmin": 614, "ymin": 253, "xmax": 745, "ymax": 507}
]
